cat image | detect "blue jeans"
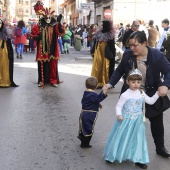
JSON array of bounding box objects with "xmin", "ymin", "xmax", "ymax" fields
[
  {"xmin": 17, "ymin": 44, "xmax": 24, "ymax": 55},
  {"xmin": 58, "ymin": 38, "xmax": 63, "ymax": 53}
]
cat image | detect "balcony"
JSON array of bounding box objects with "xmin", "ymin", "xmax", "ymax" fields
[{"xmin": 0, "ymin": 0, "xmax": 4, "ymax": 5}]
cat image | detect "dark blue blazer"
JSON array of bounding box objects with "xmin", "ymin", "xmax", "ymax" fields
[{"xmin": 109, "ymin": 47, "xmax": 170, "ymax": 96}]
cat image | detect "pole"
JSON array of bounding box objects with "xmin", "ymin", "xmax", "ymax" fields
[
  {"xmin": 134, "ymin": 0, "xmax": 136, "ymax": 19},
  {"xmin": 94, "ymin": 2, "xmax": 96, "ymax": 24}
]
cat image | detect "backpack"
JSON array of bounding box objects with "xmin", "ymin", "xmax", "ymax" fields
[{"xmin": 15, "ymin": 28, "xmax": 22, "ymax": 37}]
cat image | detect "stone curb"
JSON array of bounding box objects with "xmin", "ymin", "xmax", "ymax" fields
[{"xmin": 75, "ymin": 56, "xmax": 93, "ymax": 61}]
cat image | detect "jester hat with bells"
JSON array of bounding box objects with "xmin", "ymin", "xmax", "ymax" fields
[{"xmin": 33, "ymin": 0, "xmax": 45, "ymax": 16}]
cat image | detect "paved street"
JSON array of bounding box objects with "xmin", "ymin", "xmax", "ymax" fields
[{"xmin": 0, "ymin": 47, "xmax": 170, "ymax": 170}]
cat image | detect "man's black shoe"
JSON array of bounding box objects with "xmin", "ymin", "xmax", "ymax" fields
[
  {"xmin": 135, "ymin": 163, "xmax": 148, "ymax": 169},
  {"xmin": 156, "ymin": 147, "xmax": 170, "ymax": 158}
]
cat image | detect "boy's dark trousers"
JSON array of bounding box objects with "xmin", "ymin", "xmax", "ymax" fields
[{"xmin": 78, "ymin": 132, "xmax": 92, "ymax": 147}]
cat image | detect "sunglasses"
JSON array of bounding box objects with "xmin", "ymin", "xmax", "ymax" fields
[{"xmin": 134, "ymin": 25, "xmax": 139, "ymax": 27}]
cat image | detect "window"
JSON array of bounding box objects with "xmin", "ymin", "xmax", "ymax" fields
[
  {"xmin": 26, "ymin": 9, "xmax": 29, "ymax": 13},
  {"xmin": 26, "ymin": 1, "xmax": 29, "ymax": 5},
  {"xmin": 19, "ymin": 0, "xmax": 23, "ymax": 4},
  {"xmin": 19, "ymin": 8, "xmax": 24, "ymax": 12}
]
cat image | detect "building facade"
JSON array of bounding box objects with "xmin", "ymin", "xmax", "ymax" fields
[
  {"xmin": 0, "ymin": 0, "xmax": 6, "ymax": 19},
  {"xmin": 1, "ymin": 0, "xmax": 170, "ymax": 27}
]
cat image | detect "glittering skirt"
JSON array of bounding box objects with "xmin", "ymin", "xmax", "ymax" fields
[{"xmin": 103, "ymin": 113, "xmax": 149, "ymax": 164}]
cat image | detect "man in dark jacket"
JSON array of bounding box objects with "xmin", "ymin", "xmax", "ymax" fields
[
  {"xmin": 122, "ymin": 20, "xmax": 140, "ymax": 49},
  {"xmin": 157, "ymin": 18, "xmax": 169, "ymax": 51}
]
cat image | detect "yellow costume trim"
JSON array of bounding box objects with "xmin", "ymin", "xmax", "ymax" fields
[
  {"xmin": 79, "ymin": 109, "xmax": 99, "ymax": 137},
  {"xmin": 91, "ymin": 41, "xmax": 110, "ymax": 87},
  {"xmin": 0, "ymin": 40, "xmax": 10, "ymax": 87}
]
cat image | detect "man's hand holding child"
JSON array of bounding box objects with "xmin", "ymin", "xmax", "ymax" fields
[{"xmin": 102, "ymin": 86, "xmax": 108, "ymax": 94}]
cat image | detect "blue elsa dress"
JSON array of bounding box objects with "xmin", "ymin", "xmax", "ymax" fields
[{"xmin": 103, "ymin": 97, "xmax": 149, "ymax": 164}]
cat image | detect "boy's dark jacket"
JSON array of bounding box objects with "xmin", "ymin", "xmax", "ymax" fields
[{"xmin": 82, "ymin": 91, "xmax": 107, "ymax": 111}]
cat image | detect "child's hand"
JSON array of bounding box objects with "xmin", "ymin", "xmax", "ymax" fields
[
  {"xmin": 99, "ymin": 103, "xmax": 102, "ymax": 109},
  {"xmin": 117, "ymin": 115, "xmax": 124, "ymax": 122},
  {"xmin": 102, "ymin": 86, "xmax": 108, "ymax": 94}
]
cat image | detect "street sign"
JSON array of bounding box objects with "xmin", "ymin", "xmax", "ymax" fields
[
  {"xmin": 104, "ymin": 9, "xmax": 112, "ymax": 19},
  {"xmin": 80, "ymin": 3, "xmax": 91, "ymax": 10}
]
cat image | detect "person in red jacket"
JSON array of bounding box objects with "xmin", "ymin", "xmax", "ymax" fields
[{"xmin": 14, "ymin": 20, "xmax": 28, "ymax": 59}]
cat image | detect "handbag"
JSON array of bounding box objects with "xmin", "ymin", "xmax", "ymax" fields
[
  {"xmin": 104, "ymin": 44, "xmax": 115, "ymax": 60},
  {"xmin": 145, "ymin": 95, "xmax": 170, "ymax": 118}
]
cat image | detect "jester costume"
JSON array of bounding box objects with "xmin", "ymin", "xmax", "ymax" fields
[{"xmin": 32, "ymin": 3, "xmax": 65, "ymax": 87}]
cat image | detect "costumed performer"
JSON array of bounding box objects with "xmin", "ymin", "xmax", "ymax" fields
[
  {"xmin": 91, "ymin": 20, "xmax": 116, "ymax": 89},
  {"xmin": 104, "ymin": 69, "xmax": 160, "ymax": 169},
  {"xmin": 32, "ymin": 2, "xmax": 65, "ymax": 88},
  {"xmin": 77, "ymin": 76, "xmax": 108, "ymax": 148},
  {"xmin": 0, "ymin": 19, "xmax": 19, "ymax": 87}
]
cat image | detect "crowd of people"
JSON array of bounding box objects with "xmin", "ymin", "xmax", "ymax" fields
[{"xmin": 0, "ymin": 11, "xmax": 170, "ymax": 169}]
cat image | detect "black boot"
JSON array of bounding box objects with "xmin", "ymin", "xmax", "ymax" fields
[
  {"xmin": 80, "ymin": 144, "xmax": 92, "ymax": 148},
  {"xmin": 20, "ymin": 55, "xmax": 23, "ymax": 59},
  {"xmin": 156, "ymin": 147, "xmax": 170, "ymax": 158},
  {"xmin": 67, "ymin": 50, "xmax": 69, "ymax": 54}
]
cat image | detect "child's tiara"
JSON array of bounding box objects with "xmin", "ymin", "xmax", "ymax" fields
[{"xmin": 128, "ymin": 69, "xmax": 142, "ymax": 77}]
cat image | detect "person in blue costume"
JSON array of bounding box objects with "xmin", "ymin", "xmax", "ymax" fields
[
  {"xmin": 78, "ymin": 76, "xmax": 108, "ymax": 148},
  {"xmin": 103, "ymin": 69, "xmax": 160, "ymax": 169}
]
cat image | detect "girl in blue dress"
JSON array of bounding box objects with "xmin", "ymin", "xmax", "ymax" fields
[{"xmin": 103, "ymin": 69, "xmax": 160, "ymax": 169}]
